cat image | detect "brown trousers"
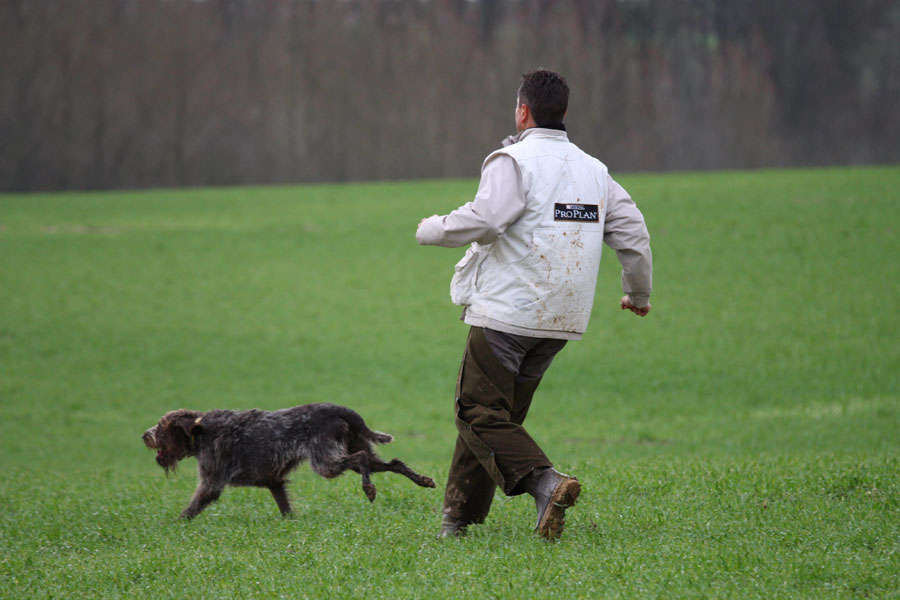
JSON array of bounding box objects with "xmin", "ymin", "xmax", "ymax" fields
[{"xmin": 442, "ymin": 326, "xmax": 566, "ymax": 524}]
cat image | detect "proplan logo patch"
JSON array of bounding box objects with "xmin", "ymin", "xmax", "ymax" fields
[{"xmin": 554, "ymin": 203, "xmax": 599, "ymax": 223}]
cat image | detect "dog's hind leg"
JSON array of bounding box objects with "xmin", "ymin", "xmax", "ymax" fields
[
  {"xmin": 268, "ymin": 482, "xmax": 292, "ymax": 516},
  {"xmin": 368, "ymin": 456, "xmax": 436, "ymax": 489},
  {"xmin": 341, "ymin": 451, "xmax": 377, "ymax": 502}
]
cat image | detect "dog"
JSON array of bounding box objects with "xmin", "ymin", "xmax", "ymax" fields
[{"xmin": 142, "ymin": 403, "xmax": 436, "ymax": 518}]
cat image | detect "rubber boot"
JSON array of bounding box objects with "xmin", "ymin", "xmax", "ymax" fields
[{"xmin": 520, "ymin": 466, "xmax": 581, "ymax": 540}]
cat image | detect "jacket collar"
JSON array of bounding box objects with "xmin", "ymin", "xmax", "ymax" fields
[{"xmin": 501, "ymin": 125, "xmax": 569, "ymax": 148}]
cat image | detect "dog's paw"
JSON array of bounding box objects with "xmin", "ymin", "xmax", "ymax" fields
[
  {"xmin": 363, "ymin": 482, "xmax": 377, "ymax": 502},
  {"xmin": 422, "ymin": 477, "xmax": 436, "ymax": 488}
]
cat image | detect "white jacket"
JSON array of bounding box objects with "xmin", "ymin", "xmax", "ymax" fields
[{"xmin": 417, "ymin": 127, "xmax": 652, "ymax": 339}]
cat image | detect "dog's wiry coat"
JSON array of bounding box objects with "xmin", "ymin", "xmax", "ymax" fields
[{"xmin": 142, "ymin": 403, "xmax": 435, "ymax": 518}]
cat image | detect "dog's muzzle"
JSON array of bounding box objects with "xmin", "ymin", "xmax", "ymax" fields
[{"xmin": 142, "ymin": 426, "xmax": 158, "ymax": 449}]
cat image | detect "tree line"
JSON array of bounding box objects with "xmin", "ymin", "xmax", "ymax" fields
[{"xmin": 2, "ymin": 0, "xmax": 898, "ymax": 191}]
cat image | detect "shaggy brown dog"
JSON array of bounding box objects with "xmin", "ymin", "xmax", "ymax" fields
[{"xmin": 142, "ymin": 403, "xmax": 435, "ymax": 518}]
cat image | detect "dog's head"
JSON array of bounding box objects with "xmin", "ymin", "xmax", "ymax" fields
[{"xmin": 142, "ymin": 410, "xmax": 205, "ymax": 472}]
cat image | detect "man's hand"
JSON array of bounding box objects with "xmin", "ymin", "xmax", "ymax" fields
[
  {"xmin": 416, "ymin": 214, "xmax": 441, "ymax": 245},
  {"xmin": 621, "ymin": 295, "xmax": 651, "ymax": 317}
]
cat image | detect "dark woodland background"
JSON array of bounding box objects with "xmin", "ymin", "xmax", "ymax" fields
[{"xmin": 2, "ymin": 0, "xmax": 898, "ymax": 192}]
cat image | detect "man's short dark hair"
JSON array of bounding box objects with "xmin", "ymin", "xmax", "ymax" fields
[{"xmin": 517, "ymin": 69, "xmax": 569, "ymax": 126}]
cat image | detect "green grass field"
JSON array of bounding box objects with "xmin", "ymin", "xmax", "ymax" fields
[{"xmin": 1, "ymin": 166, "xmax": 898, "ymax": 598}]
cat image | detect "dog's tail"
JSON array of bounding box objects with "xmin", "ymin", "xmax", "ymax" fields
[
  {"xmin": 368, "ymin": 430, "xmax": 394, "ymax": 445},
  {"xmin": 339, "ymin": 406, "xmax": 394, "ymax": 445}
]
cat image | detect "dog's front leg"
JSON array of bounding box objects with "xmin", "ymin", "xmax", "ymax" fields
[
  {"xmin": 181, "ymin": 480, "xmax": 222, "ymax": 519},
  {"xmin": 268, "ymin": 482, "xmax": 293, "ymax": 515}
]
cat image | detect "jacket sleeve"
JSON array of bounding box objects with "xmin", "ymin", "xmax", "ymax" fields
[
  {"xmin": 604, "ymin": 175, "xmax": 652, "ymax": 308},
  {"xmin": 416, "ymin": 154, "xmax": 525, "ymax": 248}
]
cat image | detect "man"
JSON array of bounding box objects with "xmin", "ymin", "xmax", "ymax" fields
[{"xmin": 416, "ymin": 69, "xmax": 652, "ymax": 540}]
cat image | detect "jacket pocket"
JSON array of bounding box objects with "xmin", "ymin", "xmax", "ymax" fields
[{"xmin": 450, "ymin": 246, "xmax": 485, "ymax": 306}]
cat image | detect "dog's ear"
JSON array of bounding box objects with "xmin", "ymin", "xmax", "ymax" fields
[{"xmin": 175, "ymin": 414, "xmax": 204, "ymax": 438}]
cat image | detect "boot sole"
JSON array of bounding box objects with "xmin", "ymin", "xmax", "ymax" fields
[{"xmin": 535, "ymin": 477, "xmax": 581, "ymax": 540}]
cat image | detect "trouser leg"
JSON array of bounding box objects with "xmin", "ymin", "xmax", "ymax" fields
[
  {"xmin": 442, "ymin": 435, "xmax": 497, "ymax": 524},
  {"xmin": 457, "ymin": 327, "xmax": 552, "ymax": 495},
  {"xmin": 442, "ymin": 375, "xmax": 545, "ymax": 522},
  {"xmin": 442, "ymin": 328, "xmax": 560, "ymax": 526},
  {"xmin": 511, "ymin": 375, "xmax": 542, "ymax": 424},
  {"xmin": 442, "ymin": 327, "xmax": 503, "ymax": 524}
]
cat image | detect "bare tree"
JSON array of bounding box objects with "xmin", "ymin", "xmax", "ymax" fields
[{"xmin": 2, "ymin": 0, "xmax": 897, "ymax": 191}]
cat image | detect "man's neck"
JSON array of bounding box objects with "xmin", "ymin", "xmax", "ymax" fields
[
  {"xmin": 534, "ymin": 122, "xmax": 566, "ymax": 132},
  {"xmin": 503, "ymin": 124, "xmax": 568, "ymax": 147}
]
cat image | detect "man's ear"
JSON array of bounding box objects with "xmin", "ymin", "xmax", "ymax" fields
[
  {"xmin": 520, "ymin": 103, "xmax": 530, "ymax": 121},
  {"xmin": 516, "ymin": 103, "xmax": 530, "ymax": 130}
]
